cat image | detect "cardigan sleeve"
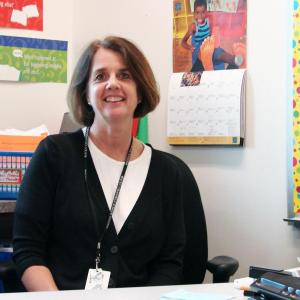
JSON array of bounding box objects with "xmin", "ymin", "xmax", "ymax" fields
[
  {"xmin": 13, "ymin": 137, "xmax": 61, "ymax": 278},
  {"xmin": 147, "ymin": 155, "xmax": 186, "ymax": 286}
]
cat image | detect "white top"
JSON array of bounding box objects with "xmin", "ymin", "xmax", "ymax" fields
[{"xmin": 88, "ymin": 136, "xmax": 152, "ymax": 234}]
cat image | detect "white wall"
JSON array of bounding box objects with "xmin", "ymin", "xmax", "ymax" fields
[
  {"xmin": 0, "ymin": 0, "xmax": 73, "ymax": 134},
  {"xmin": 1, "ymin": 0, "xmax": 298, "ymax": 282}
]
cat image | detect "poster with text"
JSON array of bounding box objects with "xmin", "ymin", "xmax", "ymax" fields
[
  {"xmin": 0, "ymin": 35, "xmax": 67, "ymax": 83},
  {"xmin": 0, "ymin": 0, "xmax": 43, "ymax": 31},
  {"xmin": 173, "ymin": 0, "xmax": 247, "ymax": 72}
]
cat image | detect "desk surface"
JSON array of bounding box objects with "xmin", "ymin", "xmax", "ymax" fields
[{"xmin": 0, "ymin": 283, "xmax": 245, "ymax": 299}]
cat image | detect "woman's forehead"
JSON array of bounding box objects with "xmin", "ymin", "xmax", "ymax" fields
[{"xmin": 91, "ymin": 47, "xmax": 127, "ymax": 70}]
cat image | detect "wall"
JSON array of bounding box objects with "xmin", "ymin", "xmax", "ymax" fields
[
  {"xmin": 0, "ymin": 0, "xmax": 297, "ymax": 281},
  {"xmin": 0, "ymin": 0, "xmax": 73, "ymax": 134},
  {"xmin": 72, "ymin": 0, "xmax": 297, "ymax": 281}
]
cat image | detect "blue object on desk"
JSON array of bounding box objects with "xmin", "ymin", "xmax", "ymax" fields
[
  {"xmin": 160, "ymin": 289, "xmax": 234, "ymax": 300},
  {"xmin": 250, "ymin": 271, "xmax": 300, "ymax": 300},
  {"xmin": 0, "ymin": 249, "xmax": 12, "ymax": 293}
]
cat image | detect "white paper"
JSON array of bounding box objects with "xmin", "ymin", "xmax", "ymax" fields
[
  {"xmin": 160, "ymin": 289, "xmax": 234, "ymax": 300},
  {"xmin": 233, "ymin": 277, "xmax": 255, "ymax": 290},
  {"xmin": 0, "ymin": 65, "xmax": 20, "ymax": 81},
  {"xmin": 10, "ymin": 9, "xmax": 27, "ymax": 26},
  {"xmin": 0, "ymin": 125, "xmax": 49, "ymax": 136},
  {"xmin": 22, "ymin": 4, "xmax": 39, "ymax": 18}
]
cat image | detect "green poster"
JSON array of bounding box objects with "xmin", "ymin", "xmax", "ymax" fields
[{"xmin": 0, "ymin": 35, "xmax": 67, "ymax": 83}]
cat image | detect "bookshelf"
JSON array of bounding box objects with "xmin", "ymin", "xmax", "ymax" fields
[{"xmin": 173, "ymin": 0, "xmax": 193, "ymax": 39}]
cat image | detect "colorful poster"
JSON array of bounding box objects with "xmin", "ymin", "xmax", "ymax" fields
[
  {"xmin": 0, "ymin": 0, "xmax": 42, "ymax": 31},
  {"xmin": 170, "ymin": 0, "xmax": 246, "ymax": 145},
  {"xmin": 293, "ymin": 1, "xmax": 300, "ymax": 213},
  {"xmin": 0, "ymin": 35, "xmax": 67, "ymax": 83},
  {"xmin": 173, "ymin": 0, "xmax": 246, "ymax": 72}
]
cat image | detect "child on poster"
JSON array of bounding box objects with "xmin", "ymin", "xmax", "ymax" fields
[{"xmin": 181, "ymin": 0, "xmax": 246, "ymax": 71}]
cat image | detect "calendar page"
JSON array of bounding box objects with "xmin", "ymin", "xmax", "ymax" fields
[{"xmin": 167, "ymin": 69, "xmax": 246, "ymax": 145}]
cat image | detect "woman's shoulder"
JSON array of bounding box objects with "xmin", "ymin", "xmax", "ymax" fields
[
  {"xmin": 149, "ymin": 145, "xmax": 190, "ymax": 173},
  {"xmin": 150, "ymin": 147, "xmax": 197, "ymax": 193},
  {"xmin": 43, "ymin": 129, "xmax": 84, "ymax": 146},
  {"xmin": 37, "ymin": 129, "xmax": 84, "ymax": 157}
]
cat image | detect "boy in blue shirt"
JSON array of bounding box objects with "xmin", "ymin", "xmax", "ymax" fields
[{"xmin": 181, "ymin": 0, "xmax": 245, "ymax": 71}]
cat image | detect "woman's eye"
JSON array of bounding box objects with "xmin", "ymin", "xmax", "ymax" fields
[
  {"xmin": 118, "ymin": 72, "xmax": 131, "ymax": 80},
  {"xmin": 95, "ymin": 73, "xmax": 106, "ymax": 81}
]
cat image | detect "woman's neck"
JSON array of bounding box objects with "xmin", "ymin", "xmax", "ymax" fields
[{"xmin": 89, "ymin": 122, "xmax": 143, "ymax": 161}]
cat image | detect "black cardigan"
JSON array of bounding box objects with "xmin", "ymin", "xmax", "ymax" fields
[{"xmin": 13, "ymin": 130, "xmax": 186, "ymax": 290}]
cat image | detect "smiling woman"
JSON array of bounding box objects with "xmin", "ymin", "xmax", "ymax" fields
[
  {"xmin": 67, "ymin": 36, "xmax": 159, "ymax": 127},
  {"xmin": 87, "ymin": 47, "xmax": 139, "ymax": 127},
  {"xmin": 12, "ymin": 36, "xmax": 190, "ymax": 291}
]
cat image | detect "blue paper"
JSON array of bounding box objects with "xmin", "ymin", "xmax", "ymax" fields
[{"xmin": 160, "ymin": 289, "xmax": 234, "ymax": 300}]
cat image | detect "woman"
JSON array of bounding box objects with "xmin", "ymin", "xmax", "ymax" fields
[{"xmin": 13, "ymin": 36, "xmax": 186, "ymax": 291}]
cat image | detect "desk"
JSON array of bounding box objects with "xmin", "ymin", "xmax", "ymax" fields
[{"xmin": 0, "ymin": 283, "xmax": 245, "ymax": 299}]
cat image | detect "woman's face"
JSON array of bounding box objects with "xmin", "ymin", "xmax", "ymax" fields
[{"xmin": 87, "ymin": 47, "xmax": 138, "ymax": 125}]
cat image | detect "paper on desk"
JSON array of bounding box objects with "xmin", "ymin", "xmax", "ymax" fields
[
  {"xmin": 0, "ymin": 125, "xmax": 49, "ymax": 152},
  {"xmin": 160, "ymin": 289, "xmax": 234, "ymax": 300},
  {"xmin": 233, "ymin": 277, "xmax": 255, "ymax": 290},
  {"xmin": 285, "ymin": 267, "xmax": 300, "ymax": 277},
  {"xmin": 0, "ymin": 125, "xmax": 49, "ymax": 136}
]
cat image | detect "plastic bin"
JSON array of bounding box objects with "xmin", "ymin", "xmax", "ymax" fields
[
  {"xmin": 0, "ymin": 248, "xmax": 13, "ymax": 293},
  {"xmin": 0, "ymin": 152, "xmax": 33, "ymax": 199}
]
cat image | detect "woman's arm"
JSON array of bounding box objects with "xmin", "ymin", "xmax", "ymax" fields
[
  {"xmin": 147, "ymin": 158, "xmax": 186, "ymax": 285},
  {"xmin": 13, "ymin": 138, "xmax": 61, "ymax": 290},
  {"xmin": 21, "ymin": 266, "xmax": 58, "ymax": 291}
]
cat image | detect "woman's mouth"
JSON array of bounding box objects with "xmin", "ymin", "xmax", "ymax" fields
[{"xmin": 104, "ymin": 96, "xmax": 124, "ymax": 103}]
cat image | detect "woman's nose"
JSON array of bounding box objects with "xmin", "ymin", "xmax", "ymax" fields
[{"xmin": 106, "ymin": 75, "xmax": 120, "ymax": 90}]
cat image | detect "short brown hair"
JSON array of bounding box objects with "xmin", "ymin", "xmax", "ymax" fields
[
  {"xmin": 194, "ymin": 0, "xmax": 207, "ymax": 10},
  {"xmin": 67, "ymin": 36, "xmax": 160, "ymax": 126}
]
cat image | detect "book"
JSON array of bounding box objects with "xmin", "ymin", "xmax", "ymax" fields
[{"xmin": 167, "ymin": 68, "xmax": 246, "ymax": 146}]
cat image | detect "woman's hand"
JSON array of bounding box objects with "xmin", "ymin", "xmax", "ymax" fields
[{"xmin": 21, "ymin": 265, "xmax": 59, "ymax": 291}]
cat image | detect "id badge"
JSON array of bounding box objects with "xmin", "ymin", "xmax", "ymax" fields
[{"xmin": 85, "ymin": 268, "xmax": 111, "ymax": 290}]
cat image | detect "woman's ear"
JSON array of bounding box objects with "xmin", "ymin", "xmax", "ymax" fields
[
  {"xmin": 137, "ymin": 91, "xmax": 142, "ymax": 104},
  {"xmin": 85, "ymin": 88, "xmax": 91, "ymax": 105}
]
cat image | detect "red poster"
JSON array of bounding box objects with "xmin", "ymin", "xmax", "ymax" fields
[{"xmin": 0, "ymin": 0, "xmax": 43, "ymax": 31}]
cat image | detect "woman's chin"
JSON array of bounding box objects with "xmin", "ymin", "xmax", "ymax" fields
[{"xmin": 102, "ymin": 109, "xmax": 133, "ymax": 123}]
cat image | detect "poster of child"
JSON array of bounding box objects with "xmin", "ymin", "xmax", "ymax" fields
[{"xmin": 173, "ymin": 0, "xmax": 246, "ymax": 72}]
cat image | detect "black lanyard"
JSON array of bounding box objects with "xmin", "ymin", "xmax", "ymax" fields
[{"xmin": 83, "ymin": 127, "xmax": 133, "ymax": 270}]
